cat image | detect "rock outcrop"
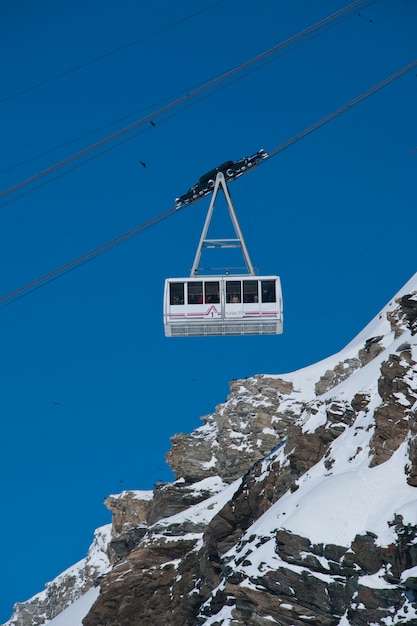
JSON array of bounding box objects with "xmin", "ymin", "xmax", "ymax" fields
[{"xmin": 166, "ymin": 376, "xmax": 294, "ymax": 483}]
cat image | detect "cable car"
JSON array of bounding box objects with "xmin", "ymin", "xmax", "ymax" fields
[
  {"xmin": 164, "ymin": 275, "xmax": 282, "ymax": 336},
  {"xmin": 164, "ymin": 168, "xmax": 283, "ymax": 337}
]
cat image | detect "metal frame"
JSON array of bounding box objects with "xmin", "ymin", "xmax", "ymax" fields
[{"xmin": 190, "ymin": 172, "xmax": 255, "ymax": 276}]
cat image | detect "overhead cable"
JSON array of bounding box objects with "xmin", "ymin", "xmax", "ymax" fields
[
  {"xmin": 0, "ymin": 0, "xmax": 369, "ymax": 183},
  {"xmin": 0, "ymin": 0, "xmax": 371, "ymax": 204},
  {"xmin": 0, "ymin": 204, "xmax": 182, "ymax": 308},
  {"xmin": 267, "ymin": 58, "xmax": 417, "ymax": 159}
]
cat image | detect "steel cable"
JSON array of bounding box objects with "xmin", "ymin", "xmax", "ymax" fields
[{"xmin": 0, "ymin": 0, "xmax": 370, "ymax": 203}]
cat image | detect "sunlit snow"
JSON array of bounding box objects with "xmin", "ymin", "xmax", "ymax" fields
[{"xmin": 47, "ymin": 587, "xmax": 99, "ymax": 626}]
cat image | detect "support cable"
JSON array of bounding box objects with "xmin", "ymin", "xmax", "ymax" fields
[
  {"xmin": 0, "ymin": 0, "xmax": 371, "ymax": 204},
  {"xmin": 0, "ymin": 3, "xmax": 357, "ymax": 180},
  {"xmin": 266, "ymin": 59, "xmax": 417, "ymax": 159},
  {"xmin": 0, "ymin": 204, "xmax": 182, "ymax": 308},
  {"xmin": 0, "ymin": 2, "xmax": 366, "ymax": 196}
]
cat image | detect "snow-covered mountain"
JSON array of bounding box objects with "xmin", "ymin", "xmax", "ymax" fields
[{"xmin": 4, "ymin": 273, "xmax": 417, "ymax": 626}]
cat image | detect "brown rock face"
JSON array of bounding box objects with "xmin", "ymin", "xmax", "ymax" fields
[
  {"xmin": 387, "ymin": 291, "xmax": 417, "ymax": 337},
  {"xmin": 315, "ymin": 357, "xmax": 361, "ymax": 395},
  {"xmin": 105, "ymin": 492, "xmax": 151, "ymax": 536},
  {"xmin": 399, "ymin": 294, "xmax": 417, "ymax": 335},
  {"xmin": 146, "ymin": 480, "xmax": 216, "ymax": 525},
  {"xmin": 406, "ymin": 427, "xmax": 417, "ymax": 488},
  {"xmin": 83, "ymin": 536, "xmax": 200, "ymax": 626},
  {"xmin": 199, "ymin": 523, "xmax": 417, "ymax": 626},
  {"xmin": 104, "ymin": 492, "xmax": 152, "ymax": 563},
  {"xmin": 370, "ymin": 348, "xmax": 417, "ymax": 467}
]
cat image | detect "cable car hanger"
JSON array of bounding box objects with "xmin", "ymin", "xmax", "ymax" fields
[
  {"xmin": 190, "ymin": 170, "xmax": 255, "ymax": 277},
  {"xmin": 175, "ymin": 148, "xmax": 267, "ymax": 211}
]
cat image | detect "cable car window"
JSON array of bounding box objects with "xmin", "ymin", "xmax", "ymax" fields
[
  {"xmin": 261, "ymin": 280, "xmax": 276, "ymax": 303},
  {"xmin": 226, "ymin": 281, "xmax": 241, "ymax": 303},
  {"xmin": 188, "ymin": 281, "xmax": 203, "ymax": 304},
  {"xmin": 205, "ymin": 281, "xmax": 220, "ymax": 304},
  {"xmin": 170, "ymin": 282, "xmax": 184, "ymax": 305},
  {"xmin": 243, "ymin": 280, "xmax": 259, "ymax": 303}
]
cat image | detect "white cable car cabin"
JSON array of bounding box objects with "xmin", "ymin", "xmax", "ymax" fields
[
  {"xmin": 164, "ymin": 170, "xmax": 283, "ymax": 337},
  {"xmin": 164, "ymin": 275, "xmax": 282, "ymax": 336}
]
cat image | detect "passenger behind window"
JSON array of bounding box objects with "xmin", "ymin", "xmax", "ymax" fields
[{"xmin": 205, "ymin": 291, "xmax": 219, "ymax": 304}]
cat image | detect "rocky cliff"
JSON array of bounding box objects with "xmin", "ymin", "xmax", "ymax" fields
[{"xmin": 4, "ymin": 273, "xmax": 417, "ymax": 626}]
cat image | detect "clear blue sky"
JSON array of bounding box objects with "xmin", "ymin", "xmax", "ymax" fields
[{"xmin": 0, "ymin": 0, "xmax": 416, "ymax": 621}]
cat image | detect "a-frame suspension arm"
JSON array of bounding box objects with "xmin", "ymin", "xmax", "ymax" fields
[{"xmin": 190, "ymin": 172, "xmax": 255, "ymax": 276}]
